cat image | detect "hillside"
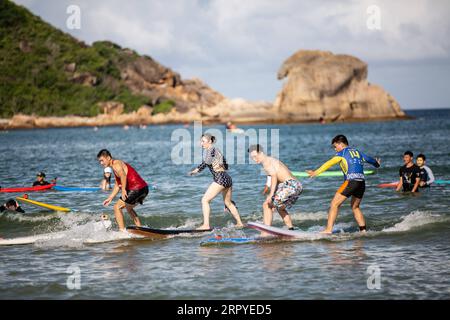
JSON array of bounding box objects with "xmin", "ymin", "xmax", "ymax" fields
[{"xmin": 0, "ymin": 0, "xmax": 223, "ymax": 118}]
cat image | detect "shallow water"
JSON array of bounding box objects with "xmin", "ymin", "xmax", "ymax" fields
[{"xmin": 0, "ymin": 109, "xmax": 449, "ymax": 299}]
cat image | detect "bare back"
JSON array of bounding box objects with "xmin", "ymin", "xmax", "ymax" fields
[{"xmin": 262, "ymin": 157, "xmax": 295, "ymax": 184}]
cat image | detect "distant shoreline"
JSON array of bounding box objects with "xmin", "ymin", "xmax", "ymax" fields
[{"xmin": 0, "ymin": 113, "xmax": 414, "ymax": 131}]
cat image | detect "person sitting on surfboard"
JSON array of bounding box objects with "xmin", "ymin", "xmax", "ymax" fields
[
  {"xmin": 97, "ymin": 149, "xmax": 149, "ymax": 232},
  {"xmin": 396, "ymin": 151, "xmax": 421, "ymax": 193},
  {"xmin": 189, "ymin": 133, "xmax": 243, "ymax": 230},
  {"xmin": 307, "ymin": 134, "xmax": 380, "ymax": 234},
  {"xmin": 0, "ymin": 199, "xmax": 25, "ymax": 213},
  {"xmin": 416, "ymin": 154, "xmax": 435, "ymax": 188},
  {"xmin": 32, "ymin": 172, "xmax": 56, "ymax": 186},
  {"xmin": 100, "ymin": 166, "xmax": 113, "ymax": 191},
  {"xmin": 248, "ymin": 144, "xmax": 303, "ymax": 231}
]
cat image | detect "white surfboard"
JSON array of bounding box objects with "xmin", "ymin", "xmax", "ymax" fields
[
  {"xmin": 246, "ymin": 221, "xmax": 332, "ymax": 240},
  {"xmin": 0, "ymin": 218, "xmax": 132, "ymax": 246}
]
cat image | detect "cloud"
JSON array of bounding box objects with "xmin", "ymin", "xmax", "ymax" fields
[{"xmin": 10, "ymin": 0, "xmax": 450, "ymax": 107}]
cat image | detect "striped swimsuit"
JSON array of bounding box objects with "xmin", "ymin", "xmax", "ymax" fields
[{"xmin": 196, "ymin": 146, "xmax": 232, "ymax": 188}]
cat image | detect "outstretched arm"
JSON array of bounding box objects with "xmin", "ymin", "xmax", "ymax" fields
[
  {"xmin": 307, "ymin": 156, "xmax": 341, "ymax": 177},
  {"xmin": 360, "ymin": 151, "xmax": 380, "ymax": 168},
  {"xmin": 104, "ymin": 183, "xmax": 120, "ymax": 206}
]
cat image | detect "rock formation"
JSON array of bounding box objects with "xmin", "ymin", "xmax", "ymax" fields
[{"xmin": 274, "ymin": 50, "xmax": 406, "ymax": 121}]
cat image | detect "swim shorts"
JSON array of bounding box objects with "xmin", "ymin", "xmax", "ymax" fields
[
  {"xmin": 271, "ymin": 179, "xmax": 303, "ymax": 209},
  {"xmin": 338, "ymin": 180, "xmax": 365, "ymax": 199},
  {"xmin": 122, "ymin": 186, "xmax": 149, "ymax": 205}
]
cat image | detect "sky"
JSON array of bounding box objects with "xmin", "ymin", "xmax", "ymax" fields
[{"xmin": 12, "ymin": 0, "xmax": 450, "ymax": 110}]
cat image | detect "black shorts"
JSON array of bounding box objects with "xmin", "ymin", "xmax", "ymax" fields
[
  {"xmin": 338, "ymin": 180, "xmax": 365, "ymax": 199},
  {"xmin": 122, "ymin": 186, "xmax": 149, "ymax": 205}
]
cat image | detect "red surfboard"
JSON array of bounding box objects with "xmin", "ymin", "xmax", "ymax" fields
[
  {"xmin": 377, "ymin": 182, "xmax": 399, "ymax": 188},
  {"xmin": 0, "ymin": 184, "xmax": 55, "ymax": 193}
]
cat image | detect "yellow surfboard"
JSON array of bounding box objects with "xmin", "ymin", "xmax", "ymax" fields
[{"xmin": 16, "ymin": 197, "xmax": 71, "ymax": 212}]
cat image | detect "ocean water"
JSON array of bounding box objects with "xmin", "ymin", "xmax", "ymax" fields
[{"xmin": 0, "ymin": 109, "xmax": 449, "ymax": 299}]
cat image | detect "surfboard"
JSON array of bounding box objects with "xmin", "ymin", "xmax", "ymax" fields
[
  {"xmin": 16, "ymin": 196, "xmax": 71, "ymax": 212},
  {"xmin": 200, "ymin": 236, "xmax": 262, "ymax": 246},
  {"xmin": 377, "ymin": 182, "xmax": 398, "ymax": 188},
  {"xmin": 53, "ymin": 186, "xmax": 101, "ymax": 192},
  {"xmin": 246, "ymin": 222, "xmax": 311, "ymax": 238},
  {"xmin": 126, "ymin": 225, "xmax": 213, "ymax": 239},
  {"xmin": 292, "ymin": 170, "xmax": 374, "ymax": 177},
  {"xmin": 377, "ymin": 180, "xmax": 450, "ymax": 188},
  {"xmin": 0, "ymin": 184, "xmax": 55, "ymax": 193},
  {"xmin": 0, "ymin": 219, "xmax": 113, "ymax": 246},
  {"xmin": 246, "ymin": 221, "xmax": 353, "ymax": 238},
  {"xmin": 228, "ymin": 128, "xmax": 245, "ymax": 134},
  {"xmin": 435, "ymin": 180, "xmax": 450, "ymax": 184}
]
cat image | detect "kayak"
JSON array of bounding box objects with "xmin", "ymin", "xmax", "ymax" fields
[
  {"xmin": 52, "ymin": 185, "xmax": 156, "ymax": 192},
  {"xmin": 53, "ymin": 186, "xmax": 100, "ymax": 192},
  {"xmin": 292, "ymin": 170, "xmax": 374, "ymax": 177},
  {"xmin": 0, "ymin": 184, "xmax": 55, "ymax": 193},
  {"xmin": 16, "ymin": 196, "xmax": 71, "ymax": 212}
]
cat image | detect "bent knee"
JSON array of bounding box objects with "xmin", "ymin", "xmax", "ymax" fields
[
  {"xmin": 201, "ymin": 197, "xmax": 211, "ymax": 204},
  {"xmin": 114, "ymin": 202, "xmax": 125, "ymax": 210},
  {"xmin": 330, "ymin": 201, "xmax": 342, "ymax": 208},
  {"xmin": 224, "ymin": 200, "xmax": 233, "ymax": 207}
]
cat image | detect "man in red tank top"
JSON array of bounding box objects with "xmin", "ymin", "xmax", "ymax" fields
[{"xmin": 97, "ymin": 149, "xmax": 149, "ymax": 231}]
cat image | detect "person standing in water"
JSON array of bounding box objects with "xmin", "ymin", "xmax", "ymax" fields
[
  {"xmin": 396, "ymin": 151, "xmax": 421, "ymax": 193},
  {"xmin": 307, "ymin": 135, "xmax": 380, "ymax": 234},
  {"xmin": 416, "ymin": 154, "xmax": 435, "ymax": 188},
  {"xmin": 97, "ymin": 149, "xmax": 149, "ymax": 231},
  {"xmin": 100, "ymin": 167, "xmax": 113, "ymax": 191},
  {"xmin": 189, "ymin": 134, "xmax": 243, "ymax": 230},
  {"xmin": 248, "ymin": 144, "xmax": 302, "ymax": 230}
]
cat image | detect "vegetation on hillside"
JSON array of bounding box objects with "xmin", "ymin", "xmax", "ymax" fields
[{"xmin": 0, "ymin": 0, "xmax": 172, "ymax": 118}]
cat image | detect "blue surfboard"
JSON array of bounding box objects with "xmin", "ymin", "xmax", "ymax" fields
[
  {"xmin": 200, "ymin": 236, "xmax": 276, "ymax": 246},
  {"xmin": 53, "ymin": 186, "xmax": 101, "ymax": 192}
]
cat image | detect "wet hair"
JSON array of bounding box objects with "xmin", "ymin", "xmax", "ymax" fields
[
  {"xmin": 201, "ymin": 134, "xmax": 216, "ymax": 143},
  {"xmin": 5, "ymin": 199, "xmax": 17, "ymax": 208},
  {"xmin": 97, "ymin": 149, "xmax": 112, "ymax": 158},
  {"xmin": 417, "ymin": 154, "xmax": 426, "ymax": 161},
  {"xmin": 404, "ymin": 151, "xmax": 413, "ymax": 157},
  {"xmin": 331, "ymin": 134, "xmax": 349, "ymax": 146},
  {"xmin": 248, "ymin": 144, "xmax": 263, "ymax": 153}
]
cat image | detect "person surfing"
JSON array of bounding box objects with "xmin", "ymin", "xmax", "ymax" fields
[
  {"xmin": 307, "ymin": 134, "xmax": 380, "ymax": 234},
  {"xmin": 189, "ymin": 134, "xmax": 243, "ymax": 230},
  {"xmin": 248, "ymin": 144, "xmax": 303, "ymax": 232},
  {"xmin": 97, "ymin": 149, "xmax": 149, "ymax": 231}
]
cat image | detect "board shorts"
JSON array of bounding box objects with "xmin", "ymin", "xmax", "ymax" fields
[
  {"xmin": 271, "ymin": 179, "xmax": 303, "ymax": 209},
  {"xmin": 338, "ymin": 180, "xmax": 365, "ymax": 199},
  {"xmin": 122, "ymin": 186, "xmax": 149, "ymax": 205},
  {"xmin": 213, "ymin": 172, "xmax": 233, "ymax": 189}
]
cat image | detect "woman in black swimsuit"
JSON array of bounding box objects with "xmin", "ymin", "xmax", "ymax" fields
[{"xmin": 189, "ymin": 134, "xmax": 243, "ymax": 230}]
